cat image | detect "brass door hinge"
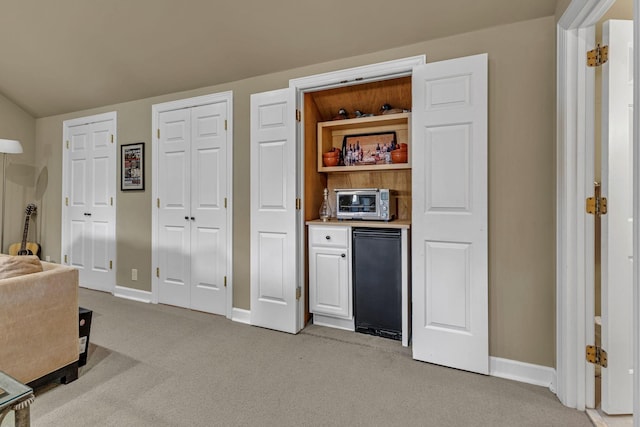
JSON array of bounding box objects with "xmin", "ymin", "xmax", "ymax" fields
[
  {"xmin": 586, "ymin": 196, "xmax": 607, "ymax": 216},
  {"xmin": 156, "ymin": 267, "xmax": 160, "ymax": 278},
  {"xmin": 110, "ymin": 197, "xmax": 113, "ymax": 206},
  {"xmin": 296, "ymin": 198, "xmax": 301, "ymax": 210},
  {"xmin": 224, "ymin": 276, "xmax": 227, "ymax": 287},
  {"xmin": 66, "ymin": 140, "xmax": 69, "ymax": 149},
  {"xmin": 65, "ymin": 197, "xmax": 69, "ymax": 206},
  {"xmin": 157, "ymin": 129, "xmax": 160, "ymax": 139},
  {"xmin": 587, "ymin": 44, "xmax": 609, "ymax": 67},
  {"xmin": 296, "ymin": 109, "xmax": 301, "ymax": 122},
  {"xmin": 586, "ymin": 345, "xmax": 608, "ymax": 367},
  {"xmin": 111, "ymin": 134, "xmax": 114, "ymax": 143},
  {"xmin": 296, "ymin": 287, "xmax": 301, "ymax": 300},
  {"xmin": 225, "ymin": 119, "xmax": 228, "ymax": 131},
  {"xmin": 64, "ymin": 254, "xmax": 68, "ymax": 263},
  {"xmin": 157, "ymin": 198, "xmax": 160, "ymax": 208},
  {"xmin": 109, "ymin": 260, "xmax": 113, "ymax": 269},
  {"xmin": 224, "ymin": 197, "xmax": 227, "ymax": 209}
]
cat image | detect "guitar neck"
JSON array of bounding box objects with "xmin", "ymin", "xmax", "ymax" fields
[{"xmin": 20, "ymin": 215, "xmax": 31, "ymax": 251}]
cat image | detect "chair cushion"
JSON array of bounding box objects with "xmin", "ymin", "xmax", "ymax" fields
[{"xmin": 0, "ymin": 255, "xmax": 43, "ymax": 279}]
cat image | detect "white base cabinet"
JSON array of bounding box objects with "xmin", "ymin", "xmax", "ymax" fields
[{"xmin": 308, "ymin": 225, "xmax": 353, "ymax": 325}]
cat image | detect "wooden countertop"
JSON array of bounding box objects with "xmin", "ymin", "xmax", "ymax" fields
[{"xmin": 306, "ymin": 218, "xmax": 411, "ymax": 229}]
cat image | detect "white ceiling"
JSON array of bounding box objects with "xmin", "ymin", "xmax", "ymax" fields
[{"xmin": 0, "ymin": 0, "xmax": 557, "ymax": 118}]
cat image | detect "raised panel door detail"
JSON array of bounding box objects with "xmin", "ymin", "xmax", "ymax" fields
[
  {"xmin": 71, "ymin": 159, "xmax": 87, "ymax": 206},
  {"xmin": 163, "ymin": 151, "xmax": 189, "ymax": 209},
  {"xmin": 162, "ymin": 225, "xmax": 189, "ymax": 286},
  {"xmin": 70, "ymin": 220, "xmax": 86, "ymax": 268},
  {"xmin": 92, "ymin": 156, "xmax": 110, "ymax": 207},
  {"xmin": 258, "ymin": 141, "xmax": 287, "ymax": 210},
  {"xmin": 259, "ymin": 103, "xmax": 287, "ymax": 129},
  {"xmin": 258, "ymin": 232, "xmax": 286, "ymax": 304},
  {"xmin": 424, "ymin": 241, "xmax": 470, "ymax": 331},
  {"xmin": 310, "ymin": 249, "xmax": 350, "ymax": 318},
  {"xmin": 424, "ymin": 75, "xmax": 471, "ymax": 111},
  {"xmin": 91, "ymin": 221, "xmax": 110, "ymax": 273},
  {"xmin": 424, "ymin": 124, "xmax": 471, "ymax": 212},
  {"xmin": 194, "ymin": 147, "xmax": 221, "ymax": 208},
  {"xmin": 191, "ymin": 226, "xmax": 220, "ymax": 290}
]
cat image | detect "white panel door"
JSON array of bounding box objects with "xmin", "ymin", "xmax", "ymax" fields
[
  {"xmin": 601, "ymin": 19, "xmax": 633, "ymax": 415},
  {"xmin": 189, "ymin": 102, "xmax": 228, "ymax": 314},
  {"xmin": 66, "ymin": 117, "xmax": 116, "ymax": 292},
  {"xmin": 250, "ymin": 88, "xmax": 299, "ymax": 333},
  {"xmin": 158, "ymin": 109, "xmax": 191, "ymax": 308},
  {"xmin": 411, "ymin": 54, "xmax": 488, "ymax": 374},
  {"xmin": 157, "ymin": 103, "xmax": 229, "ymax": 315}
]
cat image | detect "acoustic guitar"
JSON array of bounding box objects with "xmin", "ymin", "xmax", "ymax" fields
[{"xmin": 8, "ymin": 203, "xmax": 41, "ymax": 258}]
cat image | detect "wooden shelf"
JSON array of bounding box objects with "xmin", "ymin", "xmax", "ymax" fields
[{"xmin": 317, "ymin": 113, "xmax": 410, "ymax": 173}]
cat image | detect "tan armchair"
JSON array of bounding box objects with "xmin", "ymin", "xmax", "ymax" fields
[{"xmin": 0, "ymin": 256, "xmax": 79, "ymax": 387}]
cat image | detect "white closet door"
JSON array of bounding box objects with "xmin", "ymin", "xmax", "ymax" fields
[
  {"xmin": 411, "ymin": 54, "xmax": 489, "ymax": 374},
  {"xmin": 67, "ymin": 117, "xmax": 116, "ymax": 292},
  {"xmin": 190, "ymin": 102, "xmax": 228, "ymax": 315},
  {"xmin": 157, "ymin": 109, "xmax": 192, "ymax": 308},
  {"xmin": 601, "ymin": 19, "xmax": 633, "ymax": 415},
  {"xmin": 250, "ymin": 88, "xmax": 299, "ymax": 333}
]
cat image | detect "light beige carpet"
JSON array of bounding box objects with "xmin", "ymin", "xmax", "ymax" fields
[{"xmin": 26, "ymin": 288, "xmax": 592, "ymax": 426}]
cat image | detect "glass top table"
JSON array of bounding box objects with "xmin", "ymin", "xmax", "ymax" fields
[{"xmin": 0, "ymin": 371, "xmax": 34, "ymax": 427}]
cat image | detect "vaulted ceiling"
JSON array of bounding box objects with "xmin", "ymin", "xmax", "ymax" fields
[{"xmin": 0, "ymin": 0, "xmax": 558, "ymax": 118}]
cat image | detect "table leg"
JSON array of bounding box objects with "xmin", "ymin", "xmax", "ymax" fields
[{"xmin": 12, "ymin": 394, "xmax": 34, "ymax": 427}]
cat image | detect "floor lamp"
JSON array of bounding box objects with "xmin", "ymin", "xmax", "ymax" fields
[{"xmin": 0, "ymin": 139, "xmax": 23, "ymax": 253}]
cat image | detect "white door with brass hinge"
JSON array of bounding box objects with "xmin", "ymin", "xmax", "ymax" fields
[
  {"xmin": 411, "ymin": 54, "xmax": 489, "ymax": 374},
  {"xmin": 62, "ymin": 112, "xmax": 117, "ymax": 293},
  {"xmin": 600, "ymin": 19, "xmax": 633, "ymax": 415},
  {"xmin": 249, "ymin": 88, "xmax": 299, "ymax": 333},
  {"xmin": 155, "ymin": 96, "xmax": 230, "ymax": 316}
]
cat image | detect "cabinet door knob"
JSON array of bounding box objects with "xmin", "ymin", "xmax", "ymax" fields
[
  {"xmin": 325, "ymin": 235, "xmax": 331, "ymax": 240},
  {"xmin": 185, "ymin": 216, "xmax": 189, "ymax": 220},
  {"xmin": 341, "ymin": 253, "xmax": 346, "ymax": 258}
]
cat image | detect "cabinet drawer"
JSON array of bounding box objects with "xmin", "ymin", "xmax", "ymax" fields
[{"xmin": 309, "ymin": 225, "xmax": 350, "ymax": 248}]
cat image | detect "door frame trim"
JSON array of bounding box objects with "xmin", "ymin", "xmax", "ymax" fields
[
  {"xmin": 61, "ymin": 110, "xmax": 118, "ymax": 293},
  {"xmin": 288, "ymin": 55, "xmax": 425, "ymax": 332},
  {"xmin": 555, "ymin": 0, "xmax": 640, "ymax": 414},
  {"xmin": 151, "ymin": 91, "xmax": 234, "ymax": 319}
]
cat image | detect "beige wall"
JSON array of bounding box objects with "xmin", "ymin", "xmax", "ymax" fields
[
  {"xmin": 556, "ymin": 0, "xmax": 573, "ymax": 21},
  {"xmin": 0, "ymin": 93, "xmax": 36, "ymax": 251},
  {"xmin": 35, "ymin": 16, "xmax": 557, "ymax": 367}
]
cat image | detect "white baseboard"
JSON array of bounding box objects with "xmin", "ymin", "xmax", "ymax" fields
[
  {"xmin": 490, "ymin": 357, "xmax": 556, "ymax": 392},
  {"xmin": 113, "ymin": 285, "xmax": 152, "ymax": 303},
  {"xmin": 232, "ymin": 308, "xmax": 251, "ymax": 324}
]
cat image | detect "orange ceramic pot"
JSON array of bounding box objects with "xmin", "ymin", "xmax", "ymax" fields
[
  {"xmin": 391, "ymin": 149, "xmax": 408, "ymax": 163},
  {"xmin": 323, "ymin": 156, "xmax": 340, "ymax": 167}
]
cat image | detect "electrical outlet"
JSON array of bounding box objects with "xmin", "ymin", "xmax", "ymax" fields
[{"xmin": 132, "ymin": 269, "xmax": 138, "ymax": 281}]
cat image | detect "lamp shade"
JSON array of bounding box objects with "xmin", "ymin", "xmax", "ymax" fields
[{"xmin": 0, "ymin": 139, "xmax": 22, "ymax": 154}]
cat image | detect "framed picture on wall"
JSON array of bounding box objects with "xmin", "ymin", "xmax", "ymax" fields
[{"xmin": 121, "ymin": 142, "xmax": 144, "ymax": 191}]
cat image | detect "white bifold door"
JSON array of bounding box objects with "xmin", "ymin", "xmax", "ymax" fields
[
  {"xmin": 157, "ymin": 102, "xmax": 228, "ymax": 315},
  {"xmin": 63, "ymin": 113, "xmax": 117, "ymax": 292},
  {"xmin": 410, "ymin": 54, "xmax": 489, "ymax": 374},
  {"xmin": 600, "ymin": 19, "xmax": 633, "ymax": 415},
  {"xmin": 249, "ymin": 88, "xmax": 299, "ymax": 333}
]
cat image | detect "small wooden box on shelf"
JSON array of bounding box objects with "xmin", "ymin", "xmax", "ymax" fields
[{"xmin": 317, "ymin": 113, "xmax": 410, "ymax": 173}]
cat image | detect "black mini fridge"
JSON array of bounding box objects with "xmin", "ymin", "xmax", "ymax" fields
[{"xmin": 352, "ymin": 227, "xmax": 402, "ymax": 340}]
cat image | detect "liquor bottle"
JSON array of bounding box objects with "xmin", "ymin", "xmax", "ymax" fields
[{"xmin": 319, "ymin": 188, "xmax": 332, "ymax": 221}]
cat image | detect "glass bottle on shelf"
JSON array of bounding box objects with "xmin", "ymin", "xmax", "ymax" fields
[{"xmin": 319, "ymin": 188, "xmax": 332, "ymax": 222}]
